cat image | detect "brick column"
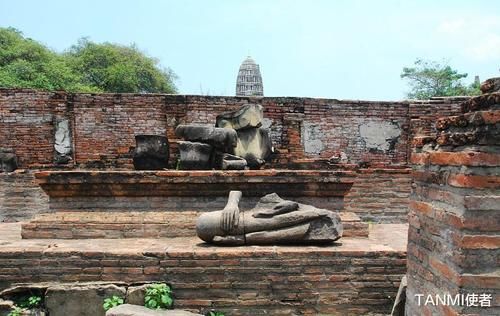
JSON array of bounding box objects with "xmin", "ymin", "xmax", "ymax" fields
[
  {"xmin": 407, "ymin": 92, "xmax": 500, "ymax": 315},
  {"xmin": 282, "ymin": 113, "xmax": 305, "ymax": 161}
]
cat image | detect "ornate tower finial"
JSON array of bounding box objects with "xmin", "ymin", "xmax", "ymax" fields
[{"xmin": 235, "ymin": 56, "xmax": 263, "ymax": 96}]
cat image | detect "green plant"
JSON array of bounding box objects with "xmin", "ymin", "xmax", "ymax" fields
[
  {"xmin": 15, "ymin": 294, "xmax": 43, "ymax": 309},
  {"xmin": 103, "ymin": 295, "xmax": 124, "ymax": 312},
  {"xmin": 144, "ymin": 283, "xmax": 173, "ymax": 309},
  {"xmin": 7, "ymin": 306, "xmax": 25, "ymax": 316},
  {"xmin": 26, "ymin": 296, "xmax": 41, "ymax": 309},
  {"xmin": 207, "ymin": 311, "xmax": 226, "ymax": 316}
]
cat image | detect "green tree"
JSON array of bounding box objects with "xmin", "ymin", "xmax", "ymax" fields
[
  {"xmin": 0, "ymin": 27, "xmax": 178, "ymax": 93},
  {"xmin": 64, "ymin": 38, "xmax": 177, "ymax": 93},
  {"xmin": 0, "ymin": 27, "xmax": 96, "ymax": 92},
  {"xmin": 401, "ymin": 59, "xmax": 480, "ymax": 99}
]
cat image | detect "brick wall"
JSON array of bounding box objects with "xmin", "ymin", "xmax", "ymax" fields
[
  {"xmin": 72, "ymin": 94, "xmax": 167, "ymax": 168},
  {"xmin": 408, "ymin": 97, "xmax": 466, "ymax": 136},
  {"xmin": 0, "ymin": 89, "xmax": 466, "ymax": 169},
  {"xmin": 344, "ymin": 168, "xmax": 412, "ymax": 222},
  {"xmin": 406, "ymin": 93, "xmax": 500, "ymax": 315},
  {"xmin": 0, "ymin": 89, "xmax": 466, "ymax": 223},
  {"xmin": 0, "ymin": 234, "xmax": 407, "ymax": 315},
  {"xmin": 0, "ymin": 171, "xmax": 49, "ymax": 222},
  {"xmin": 0, "ymin": 90, "xmax": 56, "ymax": 167}
]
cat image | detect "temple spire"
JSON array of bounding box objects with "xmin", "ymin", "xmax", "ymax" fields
[{"xmin": 235, "ymin": 56, "xmax": 264, "ymax": 96}]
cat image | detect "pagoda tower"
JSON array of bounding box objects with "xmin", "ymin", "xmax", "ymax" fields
[{"xmin": 235, "ymin": 56, "xmax": 264, "ymax": 96}]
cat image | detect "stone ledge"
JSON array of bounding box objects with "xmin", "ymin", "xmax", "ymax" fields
[
  {"xmin": 21, "ymin": 211, "xmax": 369, "ymax": 239},
  {"xmin": 35, "ymin": 170, "xmax": 355, "ymax": 198},
  {"xmin": 1, "ymin": 223, "xmax": 406, "ymax": 260},
  {"xmin": 0, "ymin": 223, "xmax": 407, "ymax": 315}
]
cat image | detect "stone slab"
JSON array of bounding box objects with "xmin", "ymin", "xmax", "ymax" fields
[
  {"xmin": 106, "ymin": 304, "xmax": 202, "ymax": 316},
  {"xmin": 45, "ymin": 284, "xmax": 126, "ymax": 316}
]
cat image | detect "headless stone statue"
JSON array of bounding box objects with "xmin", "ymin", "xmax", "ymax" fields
[{"xmin": 196, "ymin": 191, "xmax": 343, "ymax": 245}]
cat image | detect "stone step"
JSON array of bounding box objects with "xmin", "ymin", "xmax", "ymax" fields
[
  {"xmin": 21, "ymin": 211, "xmax": 368, "ymax": 239},
  {"xmin": 34, "ymin": 170, "xmax": 356, "ymax": 198},
  {"xmin": 1, "ymin": 223, "xmax": 407, "ymax": 315}
]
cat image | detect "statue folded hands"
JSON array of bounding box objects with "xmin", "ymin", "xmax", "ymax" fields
[{"xmin": 196, "ymin": 191, "xmax": 343, "ymax": 245}]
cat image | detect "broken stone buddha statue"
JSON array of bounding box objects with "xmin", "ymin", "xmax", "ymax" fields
[{"xmin": 196, "ymin": 191, "xmax": 343, "ymax": 245}]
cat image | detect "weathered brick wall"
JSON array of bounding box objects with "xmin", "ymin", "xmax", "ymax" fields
[
  {"xmin": 0, "ymin": 171, "xmax": 49, "ymax": 222},
  {"xmin": 406, "ymin": 93, "xmax": 500, "ymax": 315},
  {"xmin": 170, "ymin": 97, "xmax": 411, "ymax": 167},
  {"xmin": 408, "ymin": 97, "xmax": 466, "ymax": 136},
  {"xmin": 0, "ymin": 88, "xmax": 465, "ymax": 169},
  {"xmin": 0, "ymin": 89, "xmax": 465, "ymax": 223},
  {"xmin": 0, "ymin": 90, "xmax": 56, "ymax": 167},
  {"xmin": 407, "ymin": 97, "xmax": 466, "ymax": 165},
  {"xmin": 72, "ymin": 94, "xmax": 167, "ymax": 168},
  {"xmin": 344, "ymin": 168, "xmax": 412, "ymax": 222},
  {"xmin": 0, "ymin": 235, "xmax": 407, "ymax": 315}
]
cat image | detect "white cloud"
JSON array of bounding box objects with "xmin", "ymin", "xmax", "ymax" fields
[
  {"xmin": 435, "ymin": 15, "xmax": 500, "ymax": 61},
  {"xmin": 465, "ymin": 34, "xmax": 500, "ymax": 61}
]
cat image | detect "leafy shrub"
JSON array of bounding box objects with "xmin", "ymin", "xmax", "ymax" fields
[
  {"xmin": 26, "ymin": 296, "xmax": 41, "ymax": 309},
  {"xmin": 207, "ymin": 311, "xmax": 226, "ymax": 316},
  {"xmin": 7, "ymin": 306, "xmax": 24, "ymax": 316},
  {"xmin": 16, "ymin": 295, "xmax": 42, "ymax": 309},
  {"xmin": 8, "ymin": 294, "xmax": 43, "ymax": 316},
  {"xmin": 144, "ymin": 283, "xmax": 173, "ymax": 309},
  {"xmin": 103, "ymin": 295, "xmax": 124, "ymax": 312}
]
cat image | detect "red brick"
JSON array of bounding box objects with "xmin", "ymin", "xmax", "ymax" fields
[
  {"xmin": 460, "ymin": 235, "xmax": 500, "ymax": 249},
  {"xmin": 409, "ymin": 200, "xmax": 434, "ymax": 217},
  {"xmin": 429, "ymin": 152, "xmax": 499, "ymax": 167},
  {"xmin": 410, "ymin": 153, "xmax": 429, "ymax": 165},
  {"xmin": 459, "ymin": 274, "xmax": 500, "ymax": 289},
  {"xmin": 465, "ymin": 110, "xmax": 500, "ymax": 125},
  {"xmin": 428, "ymin": 257, "xmax": 460, "ymax": 283},
  {"xmin": 448, "ymin": 174, "xmax": 500, "ymax": 189}
]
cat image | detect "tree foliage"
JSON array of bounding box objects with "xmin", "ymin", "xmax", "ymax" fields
[
  {"xmin": 401, "ymin": 59, "xmax": 480, "ymax": 99},
  {"xmin": 0, "ymin": 27, "xmax": 93, "ymax": 92},
  {"xmin": 64, "ymin": 38, "xmax": 177, "ymax": 93},
  {"xmin": 0, "ymin": 27, "xmax": 177, "ymax": 93}
]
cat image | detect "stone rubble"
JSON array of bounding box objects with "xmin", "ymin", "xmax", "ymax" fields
[{"xmin": 176, "ymin": 103, "xmax": 274, "ymax": 170}]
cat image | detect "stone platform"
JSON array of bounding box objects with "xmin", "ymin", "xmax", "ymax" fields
[
  {"xmin": 35, "ymin": 170, "xmax": 355, "ymax": 198},
  {"xmin": 32, "ymin": 170, "xmax": 356, "ymax": 220},
  {"xmin": 0, "ymin": 223, "xmax": 407, "ymax": 315},
  {"xmin": 21, "ymin": 211, "xmax": 368, "ymax": 239},
  {"xmin": 23, "ymin": 169, "xmax": 365, "ymax": 240}
]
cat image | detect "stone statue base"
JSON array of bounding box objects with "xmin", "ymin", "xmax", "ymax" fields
[{"xmin": 196, "ymin": 191, "xmax": 343, "ymax": 245}]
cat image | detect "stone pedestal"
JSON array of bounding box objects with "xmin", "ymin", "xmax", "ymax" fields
[{"xmin": 21, "ymin": 170, "xmax": 363, "ymax": 239}]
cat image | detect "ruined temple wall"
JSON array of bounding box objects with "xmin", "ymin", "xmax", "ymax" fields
[
  {"xmin": 0, "ymin": 90, "xmax": 56, "ymax": 167},
  {"xmin": 344, "ymin": 168, "xmax": 412, "ymax": 222},
  {"xmin": 170, "ymin": 97, "xmax": 411, "ymax": 166},
  {"xmin": 72, "ymin": 93, "xmax": 168, "ymax": 168},
  {"xmin": 0, "ymin": 229, "xmax": 407, "ymax": 315},
  {"xmin": 406, "ymin": 93, "xmax": 500, "ymax": 315},
  {"xmin": 0, "ymin": 171, "xmax": 49, "ymax": 222},
  {"xmin": 0, "ymin": 89, "xmax": 465, "ymax": 169},
  {"xmin": 408, "ymin": 97, "xmax": 466, "ymax": 136},
  {"xmin": 0, "ymin": 89, "xmax": 465, "ymax": 223}
]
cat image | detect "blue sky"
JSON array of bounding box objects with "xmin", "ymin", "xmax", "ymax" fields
[{"xmin": 1, "ymin": 0, "xmax": 499, "ymax": 100}]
